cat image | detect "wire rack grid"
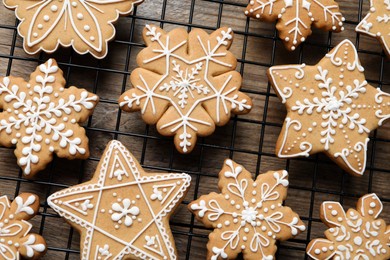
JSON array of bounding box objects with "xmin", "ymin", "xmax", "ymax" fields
[{"xmin": 0, "ymin": 0, "xmax": 389, "ymax": 259}]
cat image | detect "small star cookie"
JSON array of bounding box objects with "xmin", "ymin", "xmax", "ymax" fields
[
  {"xmin": 189, "ymin": 159, "xmax": 305, "ymax": 260},
  {"xmin": 267, "ymin": 39, "xmax": 390, "ymax": 176},
  {"xmin": 0, "ymin": 193, "xmax": 46, "ymax": 259},
  {"xmin": 307, "ymin": 193, "xmax": 390, "ymax": 260},
  {"xmin": 48, "ymin": 140, "xmax": 191, "ymax": 260},
  {"xmin": 119, "ymin": 25, "xmax": 252, "ymax": 154},
  {"xmin": 356, "ymin": 0, "xmax": 390, "ymax": 58},
  {"xmin": 0, "ymin": 59, "xmax": 99, "ymax": 177},
  {"xmin": 245, "ymin": 0, "xmax": 345, "ymax": 50},
  {"xmin": 3, "ymin": 0, "xmax": 144, "ymax": 58}
]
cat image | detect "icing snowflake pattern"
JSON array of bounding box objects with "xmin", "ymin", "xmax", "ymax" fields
[
  {"xmin": 245, "ymin": 0, "xmax": 345, "ymax": 50},
  {"xmin": 189, "ymin": 159, "xmax": 305, "ymax": 260},
  {"xmin": 3, "ymin": 0, "xmax": 144, "ymax": 59},
  {"xmin": 0, "ymin": 193, "xmax": 46, "ymax": 259},
  {"xmin": 307, "ymin": 194, "xmax": 390, "ymax": 260},
  {"xmin": 119, "ymin": 25, "xmax": 252, "ymax": 153},
  {"xmin": 0, "ymin": 59, "xmax": 98, "ymax": 176},
  {"xmin": 356, "ymin": 0, "xmax": 390, "ymax": 57},
  {"xmin": 268, "ymin": 39, "xmax": 390, "ymax": 176},
  {"xmin": 48, "ymin": 140, "xmax": 191, "ymax": 259}
]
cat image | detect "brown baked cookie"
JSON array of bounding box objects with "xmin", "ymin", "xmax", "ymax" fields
[
  {"xmin": 188, "ymin": 159, "xmax": 305, "ymax": 260},
  {"xmin": 356, "ymin": 0, "xmax": 390, "ymax": 58},
  {"xmin": 3, "ymin": 0, "xmax": 144, "ymax": 59},
  {"xmin": 307, "ymin": 193, "xmax": 390, "ymax": 260},
  {"xmin": 0, "ymin": 193, "xmax": 46, "ymax": 259},
  {"xmin": 48, "ymin": 140, "xmax": 191, "ymax": 259},
  {"xmin": 119, "ymin": 25, "xmax": 252, "ymax": 154},
  {"xmin": 245, "ymin": 0, "xmax": 345, "ymax": 51},
  {"xmin": 267, "ymin": 39, "xmax": 390, "ymax": 176},
  {"xmin": 0, "ymin": 59, "xmax": 98, "ymax": 177}
]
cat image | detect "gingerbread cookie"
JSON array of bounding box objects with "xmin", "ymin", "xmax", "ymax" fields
[
  {"xmin": 188, "ymin": 159, "xmax": 305, "ymax": 260},
  {"xmin": 356, "ymin": 0, "xmax": 390, "ymax": 58},
  {"xmin": 48, "ymin": 140, "xmax": 191, "ymax": 259},
  {"xmin": 3, "ymin": 0, "xmax": 144, "ymax": 59},
  {"xmin": 0, "ymin": 59, "xmax": 98, "ymax": 177},
  {"xmin": 307, "ymin": 193, "xmax": 390, "ymax": 259},
  {"xmin": 245, "ymin": 0, "xmax": 345, "ymax": 50},
  {"xmin": 267, "ymin": 39, "xmax": 390, "ymax": 176},
  {"xmin": 0, "ymin": 193, "xmax": 46, "ymax": 259},
  {"xmin": 119, "ymin": 25, "xmax": 252, "ymax": 153}
]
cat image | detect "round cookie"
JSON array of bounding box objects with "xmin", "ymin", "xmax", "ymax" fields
[
  {"xmin": 3, "ymin": 0, "xmax": 144, "ymax": 58},
  {"xmin": 119, "ymin": 25, "xmax": 252, "ymax": 154}
]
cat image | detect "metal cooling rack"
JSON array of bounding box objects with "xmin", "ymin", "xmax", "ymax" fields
[{"xmin": 0, "ymin": 0, "xmax": 389, "ymax": 259}]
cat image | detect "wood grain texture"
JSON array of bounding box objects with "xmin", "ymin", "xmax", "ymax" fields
[{"xmin": 0, "ymin": 0, "xmax": 389, "ymax": 259}]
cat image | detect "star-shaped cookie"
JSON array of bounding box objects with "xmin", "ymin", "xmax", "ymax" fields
[
  {"xmin": 189, "ymin": 159, "xmax": 305, "ymax": 260},
  {"xmin": 245, "ymin": 0, "xmax": 345, "ymax": 50},
  {"xmin": 356, "ymin": 0, "xmax": 390, "ymax": 58},
  {"xmin": 3, "ymin": 0, "xmax": 144, "ymax": 58},
  {"xmin": 307, "ymin": 193, "xmax": 390, "ymax": 259},
  {"xmin": 267, "ymin": 39, "xmax": 390, "ymax": 176},
  {"xmin": 0, "ymin": 193, "xmax": 46, "ymax": 259},
  {"xmin": 0, "ymin": 59, "xmax": 98, "ymax": 177},
  {"xmin": 48, "ymin": 140, "xmax": 191, "ymax": 259}
]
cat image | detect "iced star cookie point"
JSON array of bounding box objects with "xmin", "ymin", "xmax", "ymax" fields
[
  {"xmin": 119, "ymin": 25, "xmax": 252, "ymax": 154},
  {"xmin": 48, "ymin": 140, "xmax": 191, "ymax": 260},
  {"xmin": 268, "ymin": 40, "xmax": 390, "ymax": 176},
  {"xmin": 189, "ymin": 160, "xmax": 305, "ymax": 259},
  {"xmin": 0, "ymin": 59, "xmax": 98, "ymax": 176}
]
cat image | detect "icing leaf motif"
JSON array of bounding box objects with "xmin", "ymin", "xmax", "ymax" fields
[
  {"xmin": 119, "ymin": 25, "xmax": 252, "ymax": 154},
  {"xmin": 356, "ymin": 0, "xmax": 390, "ymax": 58},
  {"xmin": 0, "ymin": 193, "xmax": 46, "ymax": 259},
  {"xmin": 0, "ymin": 59, "xmax": 98, "ymax": 177},
  {"xmin": 47, "ymin": 140, "xmax": 191, "ymax": 259},
  {"xmin": 245, "ymin": 0, "xmax": 345, "ymax": 50},
  {"xmin": 3, "ymin": 0, "xmax": 144, "ymax": 59},
  {"xmin": 268, "ymin": 39, "xmax": 390, "ymax": 176},
  {"xmin": 189, "ymin": 159, "xmax": 305, "ymax": 259},
  {"xmin": 307, "ymin": 194, "xmax": 390, "ymax": 260}
]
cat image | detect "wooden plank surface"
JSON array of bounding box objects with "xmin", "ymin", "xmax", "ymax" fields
[{"xmin": 0, "ymin": 0, "xmax": 389, "ymax": 259}]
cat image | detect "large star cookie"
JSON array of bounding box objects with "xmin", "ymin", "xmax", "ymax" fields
[
  {"xmin": 119, "ymin": 25, "xmax": 252, "ymax": 154},
  {"xmin": 245, "ymin": 0, "xmax": 345, "ymax": 50},
  {"xmin": 0, "ymin": 193, "xmax": 46, "ymax": 259},
  {"xmin": 48, "ymin": 140, "xmax": 191, "ymax": 260},
  {"xmin": 356, "ymin": 0, "xmax": 390, "ymax": 58},
  {"xmin": 307, "ymin": 194, "xmax": 390, "ymax": 260},
  {"xmin": 268, "ymin": 39, "xmax": 390, "ymax": 176},
  {"xmin": 0, "ymin": 59, "xmax": 98, "ymax": 177},
  {"xmin": 3, "ymin": 0, "xmax": 144, "ymax": 59},
  {"xmin": 189, "ymin": 159, "xmax": 305, "ymax": 260}
]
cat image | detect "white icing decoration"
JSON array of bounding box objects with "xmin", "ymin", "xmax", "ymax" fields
[
  {"xmin": 190, "ymin": 160, "xmax": 305, "ymax": 259},
  {"xmin": 119, "ymin": 25, "xmax": 251, "ymax": 153},
  {"xmin": 95, "ymin": 244, "xmax": 112, "ymax": 260},
  {"xmin": 308, "ymin": 194, "xmax": 390, "ymax": 260},
  {"xmin": 0, "ymin": 59, "xmax": 98, "ymax": 175},
  {"xmin": 47, "ymin": 140, "xmax": 191, "ymax": 260},
  {"xmin": 3, "ymin": 0, "xmax": 144, "ymax": 59},
  {"xmin": 23, "ymin": 235, "xmax": 46, "ymax": 258},
  {"xmin": 14, "ymin": 195, "xmax": 36, "ymax": 215},
  {"xmin": 247, "ymin": 0, "xmax": 345, "ymax": 49}
]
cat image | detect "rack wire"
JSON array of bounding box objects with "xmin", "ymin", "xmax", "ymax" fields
[{"xmin": 0, "ymin": 0, "xmax": 389, "ymax": 259}]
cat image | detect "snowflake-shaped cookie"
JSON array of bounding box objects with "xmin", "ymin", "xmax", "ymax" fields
[
  {"xmin": 0, "ymin": 193, "xmax": 46, "ymax": 259},
  {"xmin": 268, "ymin": 39, "xmax": 390, "ymax": 176},
  {"xmin": 119, "ymin": 25, "xmax": 252, "ymax": 153},
  {"xmin": 189, "ymin": 159, "xmax": 306, "ymax": 259},
  {"xmin": 3, "ymin": 0, "xmax": 144, "ymax": 58},
  {"xmin": 307, "ymin": 194, "xmax": 390, "ymax": 260},
  {"xmin": 0, "ymin": 59, "xmax": 98, "ymax": 177},
  {"xmin": 356, "ymin": 0, "xmax": 390, "ymax": 57},
  {"xmin": 245, "ymin": 0, "xmax": 345, "ymax": 50}
]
